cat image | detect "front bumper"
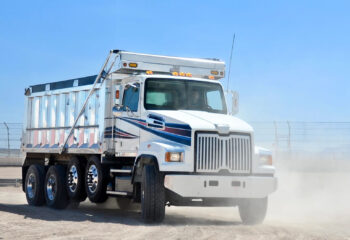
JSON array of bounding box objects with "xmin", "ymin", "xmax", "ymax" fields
[{"xmin": 164, "ymin": 174, "xmax": 277, "ymax": 199}]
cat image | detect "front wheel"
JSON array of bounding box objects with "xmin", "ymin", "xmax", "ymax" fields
[
  {"xmin": 141, "ymin": 165, "xmax": 165, "ymax": 223},
  {"xmin": 238, "ymin": 197, "xmax": 268, "ymax": 225}
]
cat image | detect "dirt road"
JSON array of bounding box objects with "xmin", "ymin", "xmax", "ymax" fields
[{"xmin": 0, "ymin": 167, "xmax": 349, "ymax": 240}]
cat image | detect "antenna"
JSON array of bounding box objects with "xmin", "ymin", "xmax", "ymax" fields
[{"xmin": 226, "ymin": 34, "xmax": 236, "ymax": 91}]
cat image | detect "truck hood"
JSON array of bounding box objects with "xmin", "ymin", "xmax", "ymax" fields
[{"xmin": 149, "ymin": 110, "xmax": 254, "ymax": 134}]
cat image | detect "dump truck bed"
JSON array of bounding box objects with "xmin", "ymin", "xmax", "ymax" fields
[{"xmin": 22, "ymin": 75, "xmax": 107, "ymax": 154}]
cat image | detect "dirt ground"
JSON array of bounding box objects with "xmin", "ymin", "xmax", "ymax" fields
[{"xmin": 0, "ymin": 167, "xmax": 350, "ymax": 240}]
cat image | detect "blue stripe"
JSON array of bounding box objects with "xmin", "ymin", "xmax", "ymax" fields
[
  {"xmin": 119, "ymin": 118, "xmax": 191, "ymax": 146},
  {"xmin": 122, "ymin": 117, "xmax": 191, "ymax": 130},
  {"xmin": 104, "ymin": 126, "xmax": 139, "ymax": 139},
  {"xmin": 104, "ymin": 134, "xmax": 138, "ymax": 139},
  {"xmin": 165, "ymin": 122, "xmax": 192, "ymax": 130}
]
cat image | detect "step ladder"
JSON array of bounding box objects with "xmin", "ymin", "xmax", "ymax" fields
[
  {"xmin": 107, "ymin": 168, "xmax": 134, "ymax": 197},
  {"xmin": 60, "ymin": 50, "xmax": 121, "ymax": 154}
]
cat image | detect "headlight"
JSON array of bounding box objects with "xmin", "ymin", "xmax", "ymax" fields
[
  {"xmin": 259, "ymin": 154, "xmax": 273, "ymax": 166},
  {"xmin": 165, "ymin": 152, "xmax": 183, "ymax": 162}
]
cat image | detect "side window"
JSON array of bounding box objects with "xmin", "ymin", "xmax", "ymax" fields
[
  {"xmin": 122, "ymin": 83, "xmax": 140, "ymax": 112},
  {"xmin": 206, "ymin": 90, "xmax": 223, "ymax": 111}
]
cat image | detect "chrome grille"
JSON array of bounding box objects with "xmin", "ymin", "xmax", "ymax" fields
[{"xmin": 196, "ymin": 133, "xmax": 252, "ymax": 173}]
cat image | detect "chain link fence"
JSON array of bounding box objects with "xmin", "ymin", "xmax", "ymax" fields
[
  {"xmin": 0, "ymin": 123, "xmax": 22, "ymax": 165},
  {"xmin": 251, "ymin": 121, "xmax": 350, "ymax": 172},
  {"xmin": 0, "ymin": 121, "xmax": 349, "ymax": 169}
]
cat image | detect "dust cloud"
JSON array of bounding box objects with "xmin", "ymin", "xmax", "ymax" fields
[
  {"xmin": 1, "ymin": 155, "xmax": 350, "ymax": 239},
  {"xmin": 266, "ymin": 153, "xmax": 350, "ymax": 236}
]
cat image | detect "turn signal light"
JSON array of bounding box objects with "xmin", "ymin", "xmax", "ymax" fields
[
  {"xmin": 115, "ymin": 90, "xmax": 120, "ymax": 99},
  {"xmin": 165, "ymin": 152, "xmax": 183, "ymax": 162},
  {"xmin": 260, "ymin": 155, "xmax": 273, "ymax": 166}
]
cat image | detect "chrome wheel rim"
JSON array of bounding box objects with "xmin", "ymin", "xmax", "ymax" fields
[
  {"xmin": 68, "ymin": 165, "xmax": 78, "ymax": 192},
  {"xmin": 46, "ymin": 175, "xmax": 57, "ymax": 201},
  {"xmin": 87, "ymin": 165, "xmax": 98, "ymax": 193},
  {"xmin": 26, "ymin": 173, "xmax": 36, "ymax": 199}
]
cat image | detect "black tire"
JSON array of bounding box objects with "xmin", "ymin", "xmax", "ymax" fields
[
  {"xmin": 44, "ymin": 165, "xmax": 69, "ymax": 209},
  {"xmin": 25, "ymin": 164, "xmax": 46, "ymax": 206},
  {"xmin": 66, "ymin": 157, "xmax": 87, "ymax": 202},
  {"xmin": 238, "ymin": 197, "xmax": 268, "ymax": 225},
  {"xmin": 141, "ymin": 165, "xmax": 165, "ymax": 223},
  {"xmin": 85, "ymin": 156, "xmax": 108, "ymax": 203},
  {"xmin": 116, "ymin": 198, "xmax": 132, "ymax": 210}
]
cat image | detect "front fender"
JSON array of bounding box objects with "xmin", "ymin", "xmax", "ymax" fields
[{"xmin": 136, "ymin": 140, "xmax": 193, "ymax": 172}]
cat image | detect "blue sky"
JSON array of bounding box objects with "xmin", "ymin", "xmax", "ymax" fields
[{"xmin": 0, "ymin": 0, "xmax": 349, "ymax": 123}]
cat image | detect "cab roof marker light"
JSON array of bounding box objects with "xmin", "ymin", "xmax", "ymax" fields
[
  {"xmin": 172, "ymin": 72, "xmax": 179, "ymax": 76},
  {"xmin": 128, "ymin": 62, "xmax": 138, "ymax": 68},
  {"xmin": 179, "ymin": 72, "xmax": 185, "ymax": 76},
  {"xmin": 146, "ymin": 70, "xmax": 153, "ymax": 75},
  {"xmin": 211, "ymin": 70, "xmax": 219, "ymax": 75},
  {"xmin": 208, "ymin": 75, "xmax": 215, "ymax": 80},
  {"xmin": 186, "ymin": 73, "xmax": 192, "ymax": 77}
]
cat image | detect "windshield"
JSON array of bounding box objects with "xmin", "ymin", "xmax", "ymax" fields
[{"xmin": 144, "ymin": 78, "xmax": 227, "ymax": 114}]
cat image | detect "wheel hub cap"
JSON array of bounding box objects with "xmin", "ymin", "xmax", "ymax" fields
[
  {"xmin": 68, "ymin": 165, "xmax": 78, "ymax": 192},
  {"xmin": 87, "ymin": 165, "xmax": 98, "ymax": 193},
  {"xmin": 26, "ymin": 173, "xmax": 36, "ymax": 199},
  {"xmin": 46, "ymin": 175, "xmax": 57, "ymax": 201}
]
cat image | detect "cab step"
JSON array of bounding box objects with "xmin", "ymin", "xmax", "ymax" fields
[
  {"xmin": 106, "ymin": 190, "xmax": 132, "ymax": 196},
  {"xmin": 110, "ymin": 169, "xmax": 132, "ymax": 174}
]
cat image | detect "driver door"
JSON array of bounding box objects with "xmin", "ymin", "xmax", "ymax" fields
[{"xmin": 114, "ymin": 83, "xmax": 140, "ymax": 155}]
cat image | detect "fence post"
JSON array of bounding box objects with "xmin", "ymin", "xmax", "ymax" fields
[
  {"xmin": 3, "ymin": 122, "xmax": 10, "ymax": 156},
  {"xmin": 287, "ymin": 121, "xmax": 291, "ymax": 151},
  {"xmin": 273, "ymin": 121, "xmax": 278, "ymax": 150}
]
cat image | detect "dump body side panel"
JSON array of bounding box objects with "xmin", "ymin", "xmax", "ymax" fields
[{"xmin": 21, "ymin": 76, "xmax": 107, "ymax": 155}]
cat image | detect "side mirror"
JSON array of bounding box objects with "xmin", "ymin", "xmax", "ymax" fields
[
  {"xmin": 231, "ymin": 91, "xmax": 239, "ymax": 115},
  {"xmin": 225, "ymin": 90, "xmax": 239, "ymax": 115}
]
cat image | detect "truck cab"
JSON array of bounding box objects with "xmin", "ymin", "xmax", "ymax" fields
[{"xmin": 21, "ymin": 50, "xmax": 277, "ymax": 224}]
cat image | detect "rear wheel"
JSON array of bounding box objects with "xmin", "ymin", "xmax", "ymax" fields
[
  {"xmin": 66, "ymin": 157, "xmax": 87, "ymax": 202},
  {"xmin": 85, "ymin": 156, "xmax": 108, "ymax": 203},
  {"xmin": 25, "ymin": 164, "xmax": 46, "ymax": 206},
  {"xmin": 141, "ymin": 165, "xmax": 165, "ymax": 223},
  {"xmin": 238, "ymin": 197, "xmax": 268, "ymax": 225},
  {"xmin": 45, "ymin": 165, "xmax": 69, "ymax": 209}
]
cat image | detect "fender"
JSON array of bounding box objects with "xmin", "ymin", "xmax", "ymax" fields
[
  {"xmin": 132, "ymin": 154, "xmax": 158, "ymax": 183},
  {"xmin": 132, "ymin": 140, "xmax": 191, "ymax": 182}
]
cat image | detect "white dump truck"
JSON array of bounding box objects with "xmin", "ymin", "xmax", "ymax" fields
[{"xmin": 21, "ymin": 50, "xmax": 277, "ymax": 223}]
